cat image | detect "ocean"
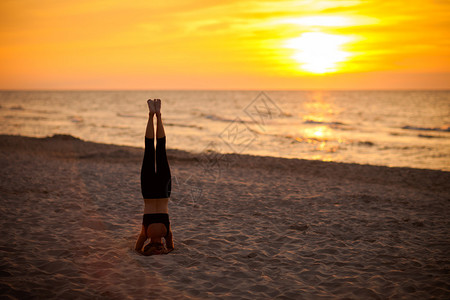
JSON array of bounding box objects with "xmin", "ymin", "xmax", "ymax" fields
[{"xmin": 0, "ymin": 90, "xmax": 449, "ymax": 171}]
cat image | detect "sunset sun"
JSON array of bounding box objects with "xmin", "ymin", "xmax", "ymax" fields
[{"xmin": 285, "ymin": 32, "xmax": 354, "ymax": 74}]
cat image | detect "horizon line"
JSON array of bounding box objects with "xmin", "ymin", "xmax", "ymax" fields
[{"xmin": 1, "ymin": 88, "xmax": 449, "ymax": 92}]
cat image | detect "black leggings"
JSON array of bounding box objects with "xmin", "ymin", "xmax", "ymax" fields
[{"xmin": 141, "ymin": 137, "xmax": 171, "ymax": 199}]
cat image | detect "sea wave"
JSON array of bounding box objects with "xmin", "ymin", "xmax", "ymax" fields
[
  {"xmin": 283, "ymin": 133, "xmax": 375, "ymax": 147},
  {"xmin": 418, "ymin": 134, "xmax": 446, "ymax": 139},
  {"xmin": 117, "ymin": 112, "xmax": 145, "ymax": 119},
  {"xmin": 202, "ymin": 114, "xmax": 237, "ymax": 123},
  {"xmin": 402, "ymin": 125, "xmax": 450, "ymax": 132},
  {"xmin": 30, "ymin": 108, "xmax": 60, "ymax": 114},
  {"xmin": 201, "ymin": 113, "xmax": 255, "ymax": 124},
  {"xmin": 165, "ymin": 123, "xmax": 203, "ymax": 130},
  {"xmin": 303, "ymin": 120, "xmax": 347, "ymax": 127},
  {"xmin": 3, "ymin": 115, "xmax": 49, "ymax": 121},
  {"xmin": 10, "ymin": 105, "xmax": 25, "ymax": 111},
  {"xmin": 69, "ymin": 116, "xmax": 84, "ymax": 123}
]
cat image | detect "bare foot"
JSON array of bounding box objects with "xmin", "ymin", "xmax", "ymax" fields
[
  {"xmin": 147, "ymin": 99, "xmax": 156, "ymax": 114},
  {"xmin": 154, "ymin": 99, "xmax": 161, "ymax": 115}
]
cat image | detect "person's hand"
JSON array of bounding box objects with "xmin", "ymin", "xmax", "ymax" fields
[{"xmin": 143, "ymin": 242, "xmax": 169, "ymax": 255}]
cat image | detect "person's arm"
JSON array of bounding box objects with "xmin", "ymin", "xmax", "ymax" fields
[
  {"xmin": 165, "ymin": 225, "xmax": 174, "ymax": 251},
  {"xmin": 135, "ymin": 227, "xmax": 147, "ymax": 254}
]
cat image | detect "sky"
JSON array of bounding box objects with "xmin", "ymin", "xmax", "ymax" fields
[{"xmin": 0, "ymin": 0, "xmax": 449, "ymax": 90}]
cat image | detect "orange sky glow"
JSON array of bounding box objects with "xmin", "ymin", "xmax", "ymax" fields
[{"xmin": 1, "ymin": 0, "xmax": 449, "ymax": 90}]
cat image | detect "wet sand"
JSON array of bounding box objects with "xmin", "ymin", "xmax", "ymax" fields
[{"xmin": 0, "ymin": 134, "xmax": 449, "ymax": 299}]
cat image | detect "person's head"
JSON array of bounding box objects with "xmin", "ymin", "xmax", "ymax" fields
[
  {"xmin": 143, "ymin": 224, "xmax": 169, "ymax": 255},
  {"xmin": 146, "ymin": 224, "xmax": 167, "ymax": 240}
]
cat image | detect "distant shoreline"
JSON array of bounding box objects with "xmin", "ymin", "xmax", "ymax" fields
[
  {"xmin": 2, "ymin": 133, "xmax": 449, "ymax": 192},
  {"xmin": 1, "ymin": 88, "xmax": 450, "ymax": 92}
]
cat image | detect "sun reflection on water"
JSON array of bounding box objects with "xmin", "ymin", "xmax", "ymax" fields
[
  {"xmin": 304, "ymin": 125, "xmax": 329, "ymax": 139},
  {"xmin": 292, "ymin": 92, "xmax": 349, "ymax": 159}
]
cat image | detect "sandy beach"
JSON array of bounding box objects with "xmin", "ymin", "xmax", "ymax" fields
[{"xmin": 0, "ymin": 134, "xmax": 449, "ymax": 299}]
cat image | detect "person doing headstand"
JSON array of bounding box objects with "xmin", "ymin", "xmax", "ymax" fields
[{"xmin": 135, "ymin": 99, "xmax": 174, "ymax": 255}]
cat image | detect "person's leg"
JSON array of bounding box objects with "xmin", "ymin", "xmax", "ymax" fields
[
  {"xmin": 154, "ymin": 99, "xmax": 165, "ymax": 139},
  {"xmin": 146, "ymin": 99, "xmax": 156, "ymax": 139},
  {"xmin": 137, "ymin": 101, "xmax": 157, "ymax": 250},
  {"xmin": 140, "ymin": 100, "xmax": 157, "ymax": 198},
  {"xmin": 154, "ymin": 99, "xmax": 171, "ymax": 196}
]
